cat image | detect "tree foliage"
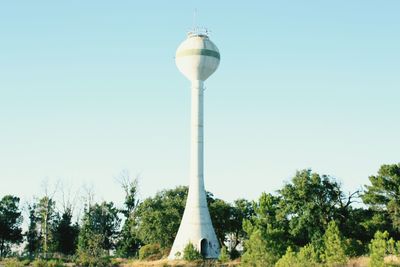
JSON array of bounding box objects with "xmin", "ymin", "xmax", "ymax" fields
[
  {"xmin": 36, "ymin": 196, "xmax": 56, "ymax": 257},
  {"xmin": 368, "ymin": 230, "xmax": 389, "ymax": 267},
  {"xmin": 136, "ymin": 186, "xmax": 187, "ymax": 248},
  {"xmin": 51, "ymin": 209, "xmax": 79, "ymax": 255},
  {"xmin": 0, "ymin": 195, "xmax": 23, "ymax": 257},
  {"xmin": 278, "ymin": 170, "xmax": 348, "ymax": 247},
  {"xmin": 25, "ymin": 204, "xmax": 40, "ymax": 258},
  {"xmin": 323, "ymin": 220, "xmax": 347, "ymax": 266},
  {"xmin": 363, "ymin": 163, "xmax": 400, "ymax": 230},
  {"xmin": 182, "ymin": 242, "xmax": 202, "ymax": 261},
  {"xmin": 78, "ymin": 201, "xmax": 120, "ymax": 254},
  {"xmin": 241, "ymin": 229, "xmax": 277, "ymax": 267},
  {"xmin": 116, "ymin": 175, "xmax": 141, "ymax": 258}
]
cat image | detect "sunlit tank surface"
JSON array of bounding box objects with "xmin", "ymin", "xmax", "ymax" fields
[{"xmin": 169, "ymin": 31, "xmax": 221, "ymax": 259}]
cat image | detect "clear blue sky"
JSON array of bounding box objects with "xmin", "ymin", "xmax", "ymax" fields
[{"xmin": 1, "ymin": 1, "xmax": 399, "ymax": 208}]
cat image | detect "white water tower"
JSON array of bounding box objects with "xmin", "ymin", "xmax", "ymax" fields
[{"xmin": 168, "ymin": 29, "xmax": 220, "ymax": 259}]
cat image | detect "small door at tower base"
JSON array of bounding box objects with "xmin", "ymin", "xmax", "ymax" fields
[
  {"xmin": 199, "ymin": 238, "xmax": 219, "ymax": 258},
  {"xmin": 200, "ymin": 238, "xmax": 208, "ymax": 257}
]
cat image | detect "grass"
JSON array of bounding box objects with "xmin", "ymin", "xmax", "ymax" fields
[{"xmin": 2, "ymin": 256, "xmax": 400, "ymax": 267}]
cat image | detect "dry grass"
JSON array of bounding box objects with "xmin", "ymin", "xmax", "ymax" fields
[
  {"xmin": 347, "ymin": 256, "xmax": 369, "ymax": 267},
  {"xmin": 121, "ymin": 258, "xmax": 240, "ymax": 267}
]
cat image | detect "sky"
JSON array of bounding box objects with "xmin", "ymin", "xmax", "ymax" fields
[{"xmin": 0, "ymin": 1, "xmax": 399, "ymax": 211}]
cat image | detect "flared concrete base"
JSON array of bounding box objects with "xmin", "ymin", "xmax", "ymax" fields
[{"xmin": 168, "ymin": 189, "xmax": 220, "ymax": 259}]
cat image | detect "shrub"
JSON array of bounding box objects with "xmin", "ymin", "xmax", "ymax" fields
[
  {"xmin": 297, "ymin": 243, "xmax": 319, "ymax": 266},
  {"xmin": 218, "ymin": 246, "xmax": 230, "ymax": 262},
  {"xmin": 31, "ymin": 259, "xmax": 65, "ymax": 267},
  {"xmin": 241, "ymin": 229, "xmax": 277, "ymax": 267},
  {"xmin": 275, "ymin": 246, "xmax": 297, "ymax": 267},
  {"xmin": 32, "ymin": 259, "xmax": 47, "ymax": 267},
  {"xmin": 369, "ymin": 230, "xmax": 389, "ymax": 267},
  {"xmin": 3, "ymin": 258, "xmax": 25, "ymax": 267},
  {"xmin": 139, "ymin": 243, "xmax": 162, "ymax": 261},
  {"xmin": 183, "ymin": 243, "xmax": 202, "ymax": 261},
  {"xmin": 76, "ymin": 232, "xmax": 111, "ymax": 267},
  {"xmin": 323, "ymin": 221, "xmax": 347, "ymax": 266}
]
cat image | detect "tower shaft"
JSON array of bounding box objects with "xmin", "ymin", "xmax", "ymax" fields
[
  {"xmin": 190, "ymin": 80, "xmax": 205, "ymax": 202},
  {"xmin": 168, "ymin": 80, "xmax": 219, "ymax": 259}
]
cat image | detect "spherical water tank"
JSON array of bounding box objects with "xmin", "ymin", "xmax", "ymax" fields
[{"xmin": 175, "ymin": 33, "xmax": 220, "ymax": 82}]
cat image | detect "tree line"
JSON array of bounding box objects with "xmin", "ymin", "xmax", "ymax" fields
[{"xmin": 0, "ymin": 163, "xmax": 400, "ymax": 266}]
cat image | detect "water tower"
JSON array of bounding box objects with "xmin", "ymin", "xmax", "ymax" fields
[{"xmin": 168, "ymin": 29, "xmax": 220, "ymax": 259}]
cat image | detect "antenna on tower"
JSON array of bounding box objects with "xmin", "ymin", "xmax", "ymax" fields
[
  {"xmin": 193, "ymin": 8, "xmax": 197, "ymax": 30},
  {"xmin": 188, "ymin": 9, "xmax": 209, "ymax": 38}
]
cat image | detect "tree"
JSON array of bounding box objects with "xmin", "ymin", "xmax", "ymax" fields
[
  {"xmin": 278, "ymin": 169, "xmax": 356, "ymax": 247},
  {"xmin": 77, "ymin": 232, "xmax": 110, "ymax": 267},
  {"xmin": 0, "ymin": 195, "xmax": 23, "ymax": 257},
  {"xmin": 297, "ymin": 243, "xmax": 319, "ymax": 266},
  {"xmin": 241, "ymin": 193, "xmax": 289, "ymax": 266},
  {"xmin": 241, "ymin": 229, "xmax": 277, "ymax": 267},
  {"xmin": 369, "ymin": 230, "xmax": 389, "ymax": 267},
  {"xmin": 36, "ymin": 196, "xmax": 56, "ymax": 257},
  {"xmin": 52, "ymin": 209, "xmax": 79, "ymax": 255},
  {"xmin": 116, "ymin": 172, "xmax": 142, "ymax": 258},
  {"xmin": 229, "ymin": 199, "xmax": 254, "ymax": 252},
  {"xmin": 363, "ymin": 163, "xmax": 400, "ymax": 230},
  {"xmin": 25, "ymin": 204, "xmax": 40, "ymax": 258},
  {"xmin": 275, "ymin": 246, "xmax": 297, "ymax": 267},
  {"xmin": 78, "ymin": 201, "xmax": 120, "ymax": 253},
  {"xmin": 209, "ymin": 198, "xmax": 232, "ymax": 245},
  {"xmin": 323, "ymin": 220, "xmax": 347, "ymax": 266},
  {"xmin": 136, "ymin": 186, "xmax": 187, "ymax": 248}
]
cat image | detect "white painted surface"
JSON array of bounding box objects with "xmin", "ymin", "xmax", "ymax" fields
[{"xmin": 169, "ymin": 33, "xmax": 220, "ymax": 259}]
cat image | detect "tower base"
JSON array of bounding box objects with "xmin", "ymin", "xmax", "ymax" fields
[{"xmin": 168, "ymin": 190, "xmax": 220, "ymax": 259}]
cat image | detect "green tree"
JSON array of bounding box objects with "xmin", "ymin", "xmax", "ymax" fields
[
  {"xmin": 116, "ymin": 218, "xmax": 141, "ymax": 258},
  {"xmin": 278, "ymin": 170, "xmax": 353, "ymax": 248},
  {"xmin": 241, "ymin": 193, "xmax": 288, "ymax": 266},
  {"xmin": 52, "ymin": 209, "xmax": 79, "ymax": 255},
  {"xmin": 275, "ymin": 246, "xmax": 297, "ymax": 267},
  {"xmin": 323, "ymin": 220, "xmax": 347, "ymax": 266},
  {"xmin": 297, "ymin": 243, "xmax": 319, "ymax": 266},
  {"xmin": 229, "ymin": 199, "xmax": 254, "ymax": 253},
  {"xmin": 209, "ymin": 198, "xmax": 232, "ymax": 245},
  {"xmin": 241, "ymin": 229, "xmax": 277, "ymax": 267},
  {"xmin": 36, "ymin": 196, "xmax": 56, "ymax": 257},
  {"xmin": 77, "ymin": 232, "xmax": 109, "ymax": 267},
  {"xmin": 136, "ymin": 186, "xmax": 187, "ymax": 248},
  {"xmin": 0, "ymin": 195, "xmax": 23, "ymax": 257},
  {"xmin": 116, "ymin": 174, "xmax": 141, "ymax": 258},
  {"xmin": 363, "ymin": 163, "xmax": 400, "ymax": 230},
  {"xmin": 78, "ymin": 201, "xmax": 121, "ymax": 254},
  {"xmin": 25, "ymin": 204, "xmax": 40, "ymax": 258},
  {"xmin": 369, "ymin": 230, "xmax": 389, "ymax": 267}
]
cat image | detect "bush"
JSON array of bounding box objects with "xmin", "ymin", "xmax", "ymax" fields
[
  {"xmin": 182, "ymin": 243, "xmax": 202, "ymax": 261},
  {"xmin": 369, "ymin": 230, "xmax": 389, "ymax": 267},
  {"xmin": 76, "ymin": 232, "xmax": 111, "ymax": 267},
  {"xmin": 297, "ymin": 243, "xmax": 319, "ymax": 266},
  {"xmin": 218, "ymin": 246, "xmax": 230, "ymax": 262},
  {"xmin": 3, "ymin": 258, "xmax": 25, "ymax": 267},
  {"xmin": 31, "ymin": 259, "xmax": 65, "ymax": 267},
  {"xmin": 139, "ymin": 243, "xmax": 162, "ymax": 261},
  {"xmin": 32, "ymin": 259, "xmax": 47, "ymax": 267},
  {"xmin": 275, "ymin": 247, "xmax": 297, "ymax": 267},
  {"xmin": 323, "ymin": 221, "xmax": 347, "ymax": 266},
  {"xmin": 241, "ymin": 229, "xmax": 277, "ymax": 267}
]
